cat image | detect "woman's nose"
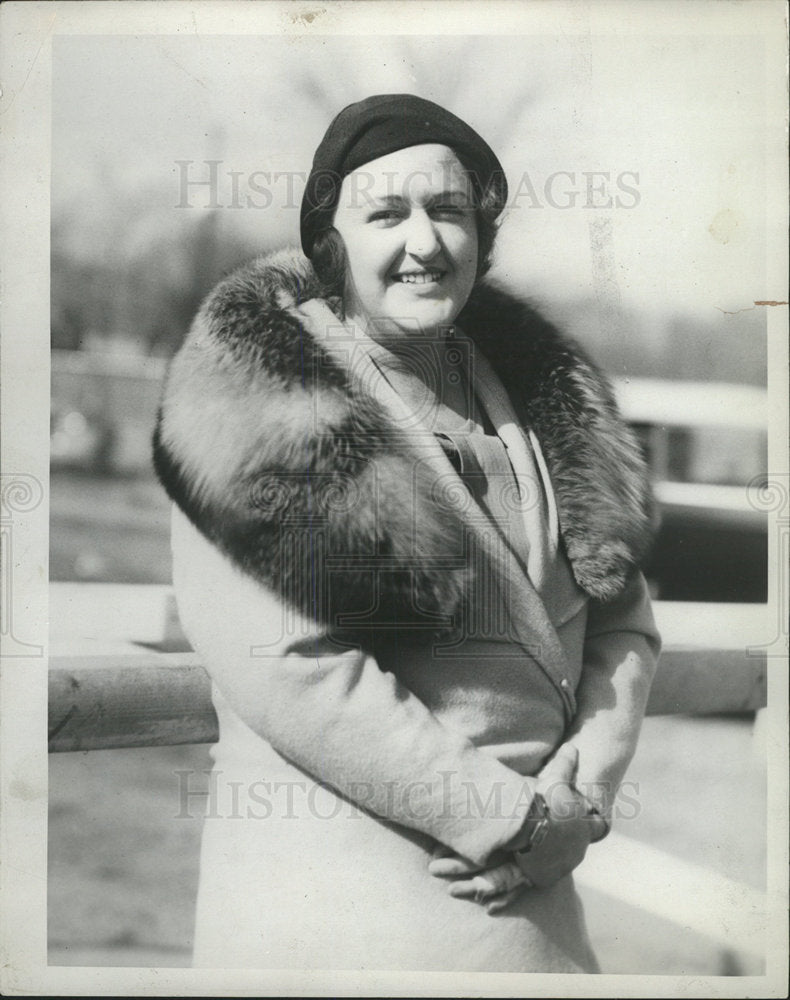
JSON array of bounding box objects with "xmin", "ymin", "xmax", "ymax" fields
[{"xmin": 404, "ymin": 210, "xmax": 441, "ymax": 259}]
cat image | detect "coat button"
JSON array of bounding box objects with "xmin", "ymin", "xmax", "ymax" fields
[{"xmin": 560, "ymin": 678, "xmax": 570, "ymax": 690}]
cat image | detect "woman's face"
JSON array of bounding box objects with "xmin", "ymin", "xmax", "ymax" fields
[{"xmin": 332, "ymin": 144, "xmax": 479, "ymax": 340}]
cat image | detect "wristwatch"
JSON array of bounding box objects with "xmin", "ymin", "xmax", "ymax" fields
[{"xmin": 513, "ymin": 790, "xmax": 551, "ymax": 855}]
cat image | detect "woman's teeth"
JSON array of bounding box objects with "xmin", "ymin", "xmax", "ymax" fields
[{"xmin": 395, "ymin": 271, "xmax": 443, "ymax": 284}]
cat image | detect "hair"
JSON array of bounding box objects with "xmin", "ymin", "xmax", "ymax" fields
[{"xmin": 310, "ymin": 176, "xmax": 503, "ymax": 305}]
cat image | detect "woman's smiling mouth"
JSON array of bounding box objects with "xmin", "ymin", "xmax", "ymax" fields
[{"xmin": 392, "ymin": 269, "xmax": 446, "ymax": 284}]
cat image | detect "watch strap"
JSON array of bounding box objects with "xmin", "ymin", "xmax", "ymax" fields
[{"xmin": 514, "ymin": 790, "xmax": 550, "ymax": 855}]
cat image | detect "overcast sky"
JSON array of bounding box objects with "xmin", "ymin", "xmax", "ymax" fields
[{"xmin": 53, "ymin": 30, "xmax": 775, "ymax": 318}]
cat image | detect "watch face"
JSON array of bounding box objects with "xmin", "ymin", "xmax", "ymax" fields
[
  {"xmin": 529, "ymin": 818, "xmax": 550, "ymax": 851},
  {"xmin": 529, "ymin": 791, "xmax": 549, "ymax": 820},
  {"xmin": 516, "ymin": 792, "xmax": 550, "ymax": 854}
]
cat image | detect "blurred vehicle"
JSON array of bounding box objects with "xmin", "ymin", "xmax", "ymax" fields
[{"xmin": 614, "ymin": 379, "xmax": 768, "ymax": 602}]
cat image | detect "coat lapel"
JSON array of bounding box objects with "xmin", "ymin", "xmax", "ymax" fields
[
  {"xmin": 293, "ymin": 300, "xmax": 574, "ymax": 716},
  {"xmin": 471, "ymin": 343, "xmax": 588, "ymax": 630}
]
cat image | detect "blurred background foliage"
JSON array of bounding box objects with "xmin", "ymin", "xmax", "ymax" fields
[
  {"xmin": 50, "ymin": 34, "xmax": 769, "ymax": 589},
  {"xmin": 51, "ymin": 33, "xmax": 770, "ymax": 370}
]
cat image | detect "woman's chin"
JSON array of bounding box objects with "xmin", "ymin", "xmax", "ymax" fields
[{"xmin": 380, "ymin": 302, "xmax": 460, "ymax": 338}]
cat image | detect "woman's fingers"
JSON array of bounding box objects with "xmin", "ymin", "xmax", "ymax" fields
[
  {"xmin": 486, "ymin": 885, "xmax": 527, "ymax": 915},
  {"xmin": 588, "ymin": 809, "xmax": 610, "ymax": 843},
  {"xmin": 447, "ymin": 861, "xmax": 527, "ymax": 902},
  {"xmin": 428, "ymin": 842, "xmax": 485, "ymax": 876},
  {"xmin": 428, "ymin": 854, "xmax": 481, "ymax": 877},
  {"xmin": 430, "ymin": 853, "xmax": 532, "ymax": 914}
]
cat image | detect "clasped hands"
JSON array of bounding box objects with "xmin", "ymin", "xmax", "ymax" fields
[{"xmin": 428, "ymin": 744, "xmax": 608, "ymax": 914}]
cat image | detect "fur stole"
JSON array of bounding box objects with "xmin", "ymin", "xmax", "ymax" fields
[{"xmin": 153, "ymin": 249, "xmax": 653, "ymax": 632}]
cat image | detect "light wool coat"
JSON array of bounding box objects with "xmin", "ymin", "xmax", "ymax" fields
[{"xmin": 156, "ymin": 250, "xmax": 660, "ymax": 971}]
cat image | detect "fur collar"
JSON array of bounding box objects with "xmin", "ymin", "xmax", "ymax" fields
[{"xmin": 153, "ymin": 249, "xmax": 653, "ymax": 631}]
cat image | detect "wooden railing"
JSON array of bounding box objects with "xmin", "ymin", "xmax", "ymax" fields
[{"xmin": 47, "ymin": 585, "xmax": 769, "ymax": 753}]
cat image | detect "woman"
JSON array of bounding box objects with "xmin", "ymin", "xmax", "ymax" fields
[{"xmin": 153, "ymin": 94, "xmax": 660, "ymax": 972}]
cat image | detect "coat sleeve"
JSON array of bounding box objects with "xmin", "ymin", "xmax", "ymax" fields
[
  {"xmin": 558, "ymin": 570, "xmax": 661, "ymax": 821},
  {"xmin": 171, "ymin": 505, "xmax": 534, "ymax": 866}
]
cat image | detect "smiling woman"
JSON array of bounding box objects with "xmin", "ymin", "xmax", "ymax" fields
[
  {"xmin": 332, "ymin": 145, "xmax": 479, "ymax": 339},
  {"xmin": 153, "ymin": 94, "xmax": 660, "ymax": 972}
]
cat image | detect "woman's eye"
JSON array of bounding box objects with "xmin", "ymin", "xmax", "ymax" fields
[
  {"xmin": 368, "ymin": 210, "xmax": 402, "ymax": 224},
  {"xmin": 432, "ymin": 205, "xmax": 468, "ymax": 218}
]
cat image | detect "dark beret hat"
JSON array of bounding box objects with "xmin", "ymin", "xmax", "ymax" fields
[{"xmin": 300, "ymin": 93, "xmax": 508, "ymax": 258}]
